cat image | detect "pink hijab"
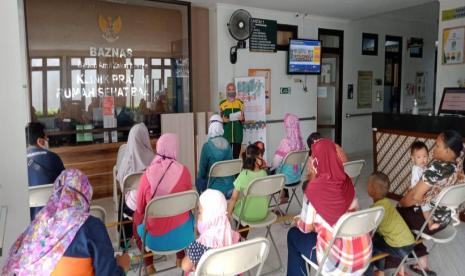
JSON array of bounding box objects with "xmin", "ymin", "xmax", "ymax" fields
[
  {"xmin": 196, "ymin": 189, "xmax": 240, "ymax": 248},
  {"xmin": 146, "ymin": 133, "xmax": 184, "ymax": 196},
  {"xmin": 276, "ymin": 113, "xmax": 304, "ymax": 155}
]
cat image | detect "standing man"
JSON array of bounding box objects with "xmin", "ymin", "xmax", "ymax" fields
[
  {"xmin": 220, "ymin": 83, "xmax": 244, "ymax": 158},
  {"xmin": 26, "ymin": 122, "xmax": 65, "ymax": 220}
]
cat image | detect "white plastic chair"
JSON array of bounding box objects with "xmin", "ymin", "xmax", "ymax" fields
[
  {"xmin": 280, "ymin": 150, "xmax": 309, "ymax": 214},
  {"xmin": 343, "ymin": 160, "xmax": 365, "ymax": 186},
  {"xmin": 29, "ymin": 184, "xmax": 54, "ymax": 208},
  {"xmin": 207, "ymin": 159, "xmax": 243, "ymax": 188},
  {"xmin": 302, "ymin": 206, "xmax": 385, "ymax": 276},
  {"xmin": 195, "ymin": 237, "xmax": 270, "ymax": 276},
  {"xmin": 233, "ymin": 174, "xmax": 285, "ymax": 273},
  {"xmin": 140, "ymin": 190, "xmax": 199, "ymax": 275},
  {"xmin": 90, "ymin": 205, "xmax": 107, "ymax": 224},
  {"xmin": 393, "ymin": 183, "xmax": 465, "ymax": 276},
  {"xmin": 119, "ymin": 172, "xmax": 143, "ymax": 248},
  {"xmin": 113, "ymin": 143, "xmax": 127, "ymax": 210}
]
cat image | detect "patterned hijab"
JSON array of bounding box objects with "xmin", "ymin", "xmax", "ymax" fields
[
  {"xmin": 2, "ymin": 169, "xmax": 92, "ymax": 276},
  {"xmin": 116, "ymin": 123, "xmax": 154, "ymax": 183},
  {"xmin": 196, "ymin": 189, "xmax": 240, "ymax": 248},
  {"xmin": 276, "ymin": 113, "xmax": 304, "ymax": 156}
]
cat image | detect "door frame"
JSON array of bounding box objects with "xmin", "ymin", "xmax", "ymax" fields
[
  {"xmin": 318, "ymin": 28, "xmax": 344, "ymax": 145},
  {"xmin": 384, "ymin": 35, "xmax": 403, "ymax": 113}
]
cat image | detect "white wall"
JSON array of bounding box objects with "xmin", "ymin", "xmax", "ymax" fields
[
  {"xmin": 0, "ymin": 0, "xmax": 30, "ymax": 266},
  {"xmin": 209, "ymin": 3, "xmax": 438, "ymax": 156},
  {"xmin": 436, "ymin": 0, "xmax": 465, "ymax": 112}
]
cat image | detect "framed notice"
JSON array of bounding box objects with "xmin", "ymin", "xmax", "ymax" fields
[
  {"xmin": 442, "ymin": 26, "xmax": 465, "ymax": 65},
  {"xmin": 248, "ymin": 68, "xmax": 271, "ymax": 114},
  {"xmin": 357, "ymin": 71, "xmax": 373, "ymax": 109},
  {"xmin": 362, "ymin": 33, "xmax": 378, "ymax": 56},
  {"xmin": 276, "ymin": 24, "xmax": 298, "ymax": 51},
  {"xmin": 249, "ymin": 18, "xmax": 277, "ymax": 53}
]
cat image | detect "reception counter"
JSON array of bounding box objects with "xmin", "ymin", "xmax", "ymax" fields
[
  {"xmin": 372, "ymin": 112, "xmax": 465, "ymax": 220},
  {"xmin": 51, "ymin": 139, "xmax": 156, "ymax": 199}
]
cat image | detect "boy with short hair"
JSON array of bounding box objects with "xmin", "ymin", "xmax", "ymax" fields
[{"xmin": 367, "ymin": 172, "xmax": 415, "ymax": 276}]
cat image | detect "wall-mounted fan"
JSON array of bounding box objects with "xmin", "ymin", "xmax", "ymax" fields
[{"xmin": 227, "ymin": 9, "xmax": 253, "ymax": 64}]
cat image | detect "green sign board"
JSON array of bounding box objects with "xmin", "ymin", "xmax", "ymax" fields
[
  {"xmin": 442, "ymin": 6, "xmax": 465, "ymax": 21},
  {"xmin": 249, "ymin": 18, "xmax": 277, "ymax": 53},
  {"xmin": 280, "ymin": 87, "xmax": 291, "ymax": 95}
]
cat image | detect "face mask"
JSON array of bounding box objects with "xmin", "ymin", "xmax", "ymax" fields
[
  {"xmin": 197, "ymin": 220, "xmax": 207, "ymax": 234},
  {"xmin": 227, "ymin": 92, "xmax": 236, "ymax": 99},
  {"xmin": 41, "ymin": 139, "xmax": 49, "ymax": 150}
]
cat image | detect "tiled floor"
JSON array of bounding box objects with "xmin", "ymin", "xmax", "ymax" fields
[{"xmin": 93, "ymin": 152, "xmax": 465, "ymax": 275}]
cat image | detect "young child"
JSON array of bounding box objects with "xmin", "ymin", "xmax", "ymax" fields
[
  {"xmin": 182, "ymin": 189, "xmax": 240, "ymax": 275},
  {"xmin": 410, "ymin": 141, "xmax": 429, "ymax": 188},
  {"xmin": 367, "ymin": 172, "xmax": 415, "ymax": 276},
  {"xmin": 228, "ymin": 144, "xmax": 268, "ymax": 238}
]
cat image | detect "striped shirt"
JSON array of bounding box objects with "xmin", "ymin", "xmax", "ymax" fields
[{"xmin": 297, "ymin": 197, "xmax": 372, "ymax": 275}]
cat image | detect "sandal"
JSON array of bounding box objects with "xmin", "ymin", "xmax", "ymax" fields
[{"xmin": 409, "ymin": 265, "xmax": 437, "ymax": 276}]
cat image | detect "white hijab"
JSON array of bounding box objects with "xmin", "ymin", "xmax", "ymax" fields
[
  {"xmin": 196, "ymin": 189, "xmax": 239, "ymax": 248},
  {"xmin": 208, "ymin": 114, "xmax": 224, "ymax": 138},
  {"xmin": 116, "ymin": 123, "xmax": 154, "ymax": 183}
]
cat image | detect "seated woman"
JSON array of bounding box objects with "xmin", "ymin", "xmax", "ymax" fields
[
  {"xmin": 271, "ymin": 113, "xmax": 305, "ymax": 201},
  {"xmin": 116, "ymin": 123, "xmax": 155, "ymax": 248},
  {"xmin": 182, "ymin": 189, "xmax": 240, "ymax": 274},
  {"xmin": 2, "ymin": 169, "xmax": 130, "ymax": 275},
  {"xmin": 306, "ymin": 132, "xmax": 348, "ymax": 182},
  {"xmin": 133, "ymin": 133, "xmax": 195, "ymax": 274},
  {"xmin": 397, "ymin": 130, "xmax": 464, "ymax": 276},
  {"xmin": 196, "ymin": 115, "xmax": 234, "ymax": 197},
  {"xmin": 287, "ymin": 139, "xmax": 372, "ymax": 276}
]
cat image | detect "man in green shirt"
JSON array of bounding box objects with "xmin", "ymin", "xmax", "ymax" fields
[
  {"xmin": 367, "ymin": 172, "xmax": 415, "ymax": 276},
  {"xmin": 219, "ymin": 83, "xmax": 244, "ymax": 158}
]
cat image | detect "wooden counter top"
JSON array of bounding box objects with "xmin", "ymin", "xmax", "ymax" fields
[{"xmin": 51, "ymin": 139, "xmax": 156, "ymax": 199}]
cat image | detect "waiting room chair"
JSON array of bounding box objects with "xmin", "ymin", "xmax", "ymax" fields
[
  {"xmin": 113, "ymin": 143, "xmax": 127, "ymax": 210},
  {"xmin": 393, "ymin": 183, "xmax": 465, "ymax": 276},
  {"xmin": 302, "ymin": 206, "xmax": 385, "ymax": 276},
  {"xmin": 232, "ymin": 174, "xmax": 285, "ymax": 273},
  {"xmin": 90, "ymin": 205, "xmax": 106, "ymax": 224},
  {"xmin": 279, "ymin": 150, "xmax": 309, "ymax": 214},
  {"xmin": 207, "ymin": 159, "xmax": 243, "ymax": 188},
  {"xmin": 343, "ymin": 159, "xmax": 365, "ymax": 187},
  {"xmin": 119, "ymin": 172, "xmax": 143, "ymax": 248},
  {"xmin": 195, "ymin": 237, "xmax": 270, "ymax": 276},
  {"xmin": 140, "ymin": 190, "xmax": 199, "ymax": 275},
  {"xmin": 29, "ymin": 184, "xmax": 54, "ymax": 208}
]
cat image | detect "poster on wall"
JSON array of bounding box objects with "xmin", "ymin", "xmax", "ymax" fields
[
  {"xmin": 357, "ymin": 71, "xmax": 373, "ymax": 109},
  {"xmin": 416, "ymin": 72, "xmax": 427, "ymax": 105},
  {"xmin": 234, "ymin": 77, "xmax": 267, "ymax": 152},
  {"xmin": 248, "ymin": 69, "xmax": 271, "ymax": 114},
  {"xmin": 442, "ymin": 26, "xmax": 465, "ymax": 65}
]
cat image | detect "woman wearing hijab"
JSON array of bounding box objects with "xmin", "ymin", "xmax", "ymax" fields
[
  {"xmin": 116, "ymin": 123, "xmax": 154, "ymax": 246},
  {"xmin": 182, "ymin": 189, "xmax": 240, "ymax": 274},
  {"xmin": 2, "ymin": 169, "xmax": 130, "ymax": 276},
  {"xmin": 196, "ymin": 115, "xmax": 234, "ymax": 197},
  {"xmin": 133, "ymin": 133, "xmax": 194, "ymax": 274},
  {"xmin": 287, "ymin": 139, "xmax": 372, "ymax": 276},
  {"xmin": 271, "ymin": 113, "xmax": 305, "ymax": 201}
]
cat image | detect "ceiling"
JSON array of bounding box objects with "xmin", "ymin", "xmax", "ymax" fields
[{"xmin": 188, "ymin": 0, "xmax": 437, "ymax": 20}]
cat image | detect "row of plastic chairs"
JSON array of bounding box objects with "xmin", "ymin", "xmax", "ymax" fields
[{"xmin": 29, "ymin": 184, "xmax": 107, "ymax": 223}]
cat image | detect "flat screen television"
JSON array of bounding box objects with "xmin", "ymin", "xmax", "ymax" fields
[
  {"xmin": 438, "ymin": 87, "xmax": 465, "ymax": 116},
  {"xmin": 287, "ymin": 39, "xmax": 322, "ymax": 75}
]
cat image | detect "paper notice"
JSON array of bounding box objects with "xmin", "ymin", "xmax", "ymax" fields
[{"xmin": 229, "ymin": 111, "xmax": 242, "ymax": 121}]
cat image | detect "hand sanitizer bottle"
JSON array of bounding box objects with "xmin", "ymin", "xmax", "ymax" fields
[{"xmin": 412, "ymin": 99, "xmax": 419, "ymax": 115}]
